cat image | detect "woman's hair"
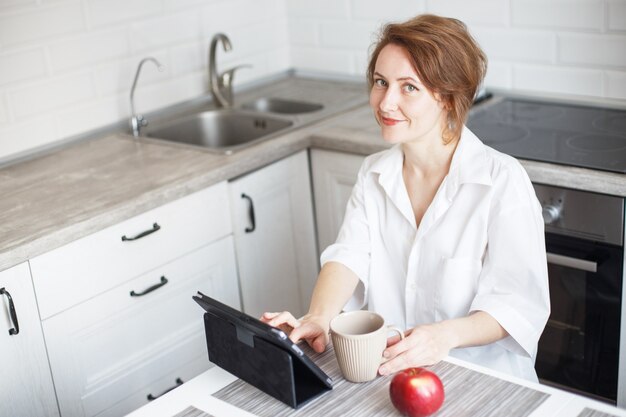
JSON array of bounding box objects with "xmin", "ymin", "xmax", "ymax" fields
[{"xmin": 367, "ymin": 14, "xmax": 487, "ymax": 143}]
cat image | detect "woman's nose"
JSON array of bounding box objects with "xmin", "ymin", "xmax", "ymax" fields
[{"xmin": 379, "ymin": 89, "xmax": 399, "ymax": 112}]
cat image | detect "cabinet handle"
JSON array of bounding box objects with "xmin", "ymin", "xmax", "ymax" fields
[
  {"xmin": 147, "ymin": 377, "xmax": 183, "ymax": 401},
  {"xmin": 241, "ymin": 193, "xmax": 256, "ymax": 233},
  {"xmin": 121, "ymin": 222, "xmax": 161, "ymax": 241},
  {"xmin": 130, "ymin": 276, "xmax": 168, "ymax": 297},
  {"xmin": 0, "ymin": 287, "xmax": 19, "ymax": 336}
]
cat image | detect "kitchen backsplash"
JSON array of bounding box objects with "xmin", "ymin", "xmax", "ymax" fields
[
  {"xmin": 0, "ymin": 0, "xmax": 624, "ymax": 162},
  {"xmin": 287, "ymin": 0, "xmax": 626, "ymax": 99},
  {"xmin": 0, "ymin": 0, "xmax": 290, "ymax": 161}
]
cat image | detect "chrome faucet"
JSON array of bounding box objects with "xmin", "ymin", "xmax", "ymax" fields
[
  {"xmin": 208, "ymin": 33, "xmax": 250, "ymax": 108},
  {"xmin": 130, "ymin": 57, "xmax": 164, "ymax": 137}
]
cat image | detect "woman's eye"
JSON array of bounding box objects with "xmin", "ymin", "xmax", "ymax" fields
[
  {"xmin": 374, "ymin": 78, "xmax": 388, "ymax": 87},
  {"xmin": 403, "ymin": 84, "xmax": 418, "ymax": 93}
]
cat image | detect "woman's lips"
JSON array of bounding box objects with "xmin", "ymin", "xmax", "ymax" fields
[{"xmin": 380, "ymin": 116, "xmax": 403, "ymax": 126}]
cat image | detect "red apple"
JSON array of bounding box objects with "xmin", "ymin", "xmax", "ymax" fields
[{"xmin": 389, "ymin": 368, "xmax": 445, "ymax": 417}]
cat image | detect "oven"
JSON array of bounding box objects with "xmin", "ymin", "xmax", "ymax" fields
[
  {"xmin": 466, "ymin": 97, "xmax": 626, "ymax": 404},
  {"xmin": 533, "ymin": 184, "xmax": 624, "ymax": 403}
]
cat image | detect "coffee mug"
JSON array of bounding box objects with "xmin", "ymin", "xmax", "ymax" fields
[{"xmin": 330, "ymin": 310, "xmax": 404, "ymax": 383}]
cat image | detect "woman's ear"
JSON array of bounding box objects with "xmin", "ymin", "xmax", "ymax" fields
[{"xmin": 434, "ymin": 92, "xmax": 448, "ymax": 110}]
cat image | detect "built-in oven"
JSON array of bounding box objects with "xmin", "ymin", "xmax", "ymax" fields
[
  {"xmin": 467, "ymin": 97, "xmax": 626, "ymax": 404},
  {"xmin": 533, "ymin": 184, "xmax": 624, "ymax": 404}
]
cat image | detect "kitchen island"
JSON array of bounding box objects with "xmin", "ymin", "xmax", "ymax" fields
[{"xmin": 126, "ymin": 346, "xmax": 626, "ymax": 417}]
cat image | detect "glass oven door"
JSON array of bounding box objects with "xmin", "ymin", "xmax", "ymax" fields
[{"xmin": 536, "ymin": 233, "xmax": 623, "ymax": 403}]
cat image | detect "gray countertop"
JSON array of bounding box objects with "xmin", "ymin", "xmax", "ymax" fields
[{"xmin": 1, "ymin": 76, "xmax": 624, "ymax": 272}]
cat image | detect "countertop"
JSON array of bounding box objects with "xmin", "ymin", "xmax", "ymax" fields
[
  {"xmin": 1, "ymin": 75, "xmax": 624, "ymax": 272},
  {"xmin": 125, "ymin": 346, "xmax": 626, "ymax": 417}
]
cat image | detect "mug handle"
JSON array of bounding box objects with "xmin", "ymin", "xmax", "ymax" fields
[
  {"xmin": 386, "ymin": 325, "xmax": 404, "ymax": 342},
  {"xmin": 381, "ymin": 326, "xmax": 404, "ymax": 363}
]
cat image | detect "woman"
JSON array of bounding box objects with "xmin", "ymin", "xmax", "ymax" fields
[{"xmin": 262, "ymin": 14, "xmax": 550, "ymax": 382}]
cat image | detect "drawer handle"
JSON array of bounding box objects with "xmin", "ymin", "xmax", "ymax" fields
[
  {"xmin": 147, "ymin": 377, "xmax": 183, "ymax": 401},
  {"xmin": 121, "ymin": 222, "xmax": 161, "ymax": 241},
  {"xmin": 0, "ymin": 287, "xmax": 19, "ymax": 335},
  {"xmin": 130, "ymin": 276, "xmax": 168, "ymax": 297},
  {"xmin": 241, "ymin": 193, "xmax": 256, "ymax": 233}
]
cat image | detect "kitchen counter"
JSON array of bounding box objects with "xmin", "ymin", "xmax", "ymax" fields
[
  {"xmin": 125, "ymin": 347, "xmax": 626, "ymax": 417},
  {"xmin": 0, "ymin": 75, "xmax": 624, "ymax": 272},
  {"xmin": 311, "ymin": 105, "xmax": 626, "ymax": 197}
]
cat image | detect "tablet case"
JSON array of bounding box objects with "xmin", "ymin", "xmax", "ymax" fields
[{"xmin": 193, "ymin": 292, "xmax": 332, "ymax": 409}]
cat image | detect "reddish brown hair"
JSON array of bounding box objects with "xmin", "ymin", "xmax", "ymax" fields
[{"xmin": 367, "ymin": 14, "xmax": 487, "ymax": 143}]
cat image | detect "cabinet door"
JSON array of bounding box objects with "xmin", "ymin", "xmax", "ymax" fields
[
  {"xmin": 42, "ymin": 237, "xmax": 239, "ymax": 417},
  {"xmin": 229, "ymin": 150, "xmax": 318, "ymax": 319},
  {"xmin": 0, "ymin": 263, "xmax": 59, "ymax": 417},
  {"xmin": 311, "ymin": 149, "xmax": 365, "ymax": 254}
]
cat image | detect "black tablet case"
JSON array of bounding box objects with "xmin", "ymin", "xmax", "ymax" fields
[{"xmin": 194, "ymin": 293, "xmax": 332, "ymax": 409}]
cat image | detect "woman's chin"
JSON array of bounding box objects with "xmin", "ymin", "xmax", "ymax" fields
[{"xmin": 380, "ymin": 133, "xmax": 404, "ymax": 145}]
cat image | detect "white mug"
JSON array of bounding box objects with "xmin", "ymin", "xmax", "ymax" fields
[{"xmin": 330, "ymin": 310, "xmax": 404, "ymax": 383}]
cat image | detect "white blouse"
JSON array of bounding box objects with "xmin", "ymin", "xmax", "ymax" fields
[{"xmin": 320, "ymin": 126, "xmax": 550, "ymax": 381}]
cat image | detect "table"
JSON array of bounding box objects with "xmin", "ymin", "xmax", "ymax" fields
[{"xmin": 127, "ymin": 346, "xmax": 626, "ymax": 417}]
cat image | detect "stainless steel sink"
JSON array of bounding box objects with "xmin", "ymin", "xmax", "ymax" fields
[
  {"xmin": 145, "ymin": 109, "xmax": 293, "ymax": 152},
  {"xmin": 241, "ymin": 98, "xmax": 323, "ymax": 114}
]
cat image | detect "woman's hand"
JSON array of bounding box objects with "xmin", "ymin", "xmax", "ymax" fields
[
  {"xmin": 260, "ymin": 311, "xmax": 330, "ymax": 353},
  {"xmin": 377, "ymin": 312, "xmax": 508, "ymax": 376},
  {"xmin": 378, "ymin": 322, "xmax": 456, "ymax": 376}
]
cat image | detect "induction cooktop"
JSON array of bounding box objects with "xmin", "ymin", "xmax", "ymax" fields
[{"xmin": 466, "ymin": 98, "xmax": 626, "ymax": 174}]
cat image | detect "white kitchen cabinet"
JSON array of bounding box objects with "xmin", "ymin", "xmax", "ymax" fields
[
  {"xmin": 29, "ymin": 181, "xmax": 240, "ymax": 417},
  {"xmin": 30, "ymin": 182, "xmax": 232, "ymax": 320},
  {"xmin": 42, "ymin": 237, "xmax": 239, "ymax": 417},
  {"xmin": 0, "ymin": 262, "xmax": 59, "ymax": 417},
  {"xmin": 310, "ymin": 149, "xmax": 365, "ymax": 254},
  {"xmin": 229, "ymin": 150, "xmax": 318, "ymax": 319}
]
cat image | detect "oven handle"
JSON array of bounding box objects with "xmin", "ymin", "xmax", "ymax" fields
[{"xmin": 547, "ymin": 252, "xmax": 597, "ymax": 273}]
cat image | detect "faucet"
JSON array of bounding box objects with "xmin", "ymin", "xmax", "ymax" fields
[
  {"xmin": 130, "ymin": 57, "xmax": 164, "ymax": 137},
  {"xmin": 208, "ymin": 33, "xmax": 250, "ymax": 108}
]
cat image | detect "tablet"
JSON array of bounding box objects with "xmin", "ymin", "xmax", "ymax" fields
[{"xmin": 193, "ymin": 292, "xmax": 333, "ymax": 408}]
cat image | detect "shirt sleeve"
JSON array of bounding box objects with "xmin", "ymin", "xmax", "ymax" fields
[
  {"xmin": 469, "ymin": 165, "xmax": 551, "ymax": 358},
  {"xmin": 319, "ymin": 160, "xmax": 371, "ymax": 310}
]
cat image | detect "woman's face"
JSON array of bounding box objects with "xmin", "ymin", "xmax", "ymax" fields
[{"xmin": 369, "ymin": 44, "xmax": 447, "ymax": 146}]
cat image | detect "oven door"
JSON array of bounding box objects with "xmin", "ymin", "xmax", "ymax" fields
[{"xmin": 536, "ymin": 233, "xmax": 623, "ymax": 403}]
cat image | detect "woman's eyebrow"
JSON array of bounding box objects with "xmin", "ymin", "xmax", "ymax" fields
[{"xmin": 374, "ymin": 71, "xmax": 420, "ymax": 84}]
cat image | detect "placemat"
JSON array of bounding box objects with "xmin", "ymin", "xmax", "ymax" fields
[
  {"xmin": 578, "ymin": 408, "xmax": 620, "ymax": 417},
  {"xmin": 213, "ymin": 345, "xmax": 549, "ymax": 417},
  {"xmin": 171, "ymin": 405, "xmax": 215, "ymax": 417}
]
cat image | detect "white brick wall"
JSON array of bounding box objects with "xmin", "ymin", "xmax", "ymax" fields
[
  {"xmin": 0, "ymin": 0, "xmax": 289, "ymax": 161},
  {"xmin": 511, "ymin": 0, "xmax": 605, "ymax": 31},
  {"xmin": 288, "ymin": 0, "xmax": 626, "ymax": 103},
  {"xmin": 608, "ymin": 0, "xmax": 626, "ymax": 31},
  {"xmin": 0, "ymin": 0, "xmax": 625, "ymax": 162}
]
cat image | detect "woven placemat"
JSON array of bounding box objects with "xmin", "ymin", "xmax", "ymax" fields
[
  {"xmin": 213, "ymin": 345, "xmax": 549, "ymax": 417},
  {"xmin": 578, "ymin": 408, "xmax": 621, "ymax": 417}
]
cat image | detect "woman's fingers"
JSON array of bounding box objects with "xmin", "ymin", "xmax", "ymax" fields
[
  {"xmin": 260, "ymin": 312, "xmax": 280, "ymax": 321},
  {"xmin": 289, "ymin": 321, "xmax": 328, "ymax": 348},
  {"xmin": 385, "ymin": 332, "xmax": 406, "ymax": 347},
  {"xmin": 379, "ymin": 325, "xmax": 452, "ymax": 375},
  {"xmin": 261, "ymin": 311, "xmax": 329, "ymax": 353},
  {"xmin": 383, "ymin": 330, "xmax": 415, "ymax": 359},
  {"xmin": 310, "ymin": 333, "xmax": 328, "ymax": 353},
  {"xmin": 261, "ymin": 311, "xmax": 300, "ymax": 329}
]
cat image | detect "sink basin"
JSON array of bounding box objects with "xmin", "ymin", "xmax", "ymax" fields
[
  {"xmin": 241, "ymin": 98, "xmax": 323, "ymax": 114},
  {"xmin": 145, "ymin": 109, "xmax": 293, "ymax": 152}
]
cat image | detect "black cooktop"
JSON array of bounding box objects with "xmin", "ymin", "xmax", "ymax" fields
[{"xmin": 466, "ymin": 98, "xmax": 626, "ymax": 174}]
